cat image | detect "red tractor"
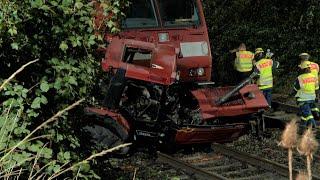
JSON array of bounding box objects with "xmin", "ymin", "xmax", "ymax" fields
[{"xmin": 83, "ymin": 0, "xmax": 269, "ymax": 152}]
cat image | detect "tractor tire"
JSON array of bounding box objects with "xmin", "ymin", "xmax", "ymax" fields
[{"xmin": 82, "ymin": 120, "xmax": 130, "ymax": 154}]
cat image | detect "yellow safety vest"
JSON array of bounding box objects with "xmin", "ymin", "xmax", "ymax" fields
[
  {"xmin": 295, "ymin": 73, "xmax": 317, "ymax": 101},
  {"xmin": 256, "ymin": 58, "xmax": 273, "ymax": 90},
  {"xmin": 235, "ymin": 50, "xmax": 254, "ymax": 72},
  {"xmin": 300, "ymin": 60, "xmax": 319, "ymax": 90}
]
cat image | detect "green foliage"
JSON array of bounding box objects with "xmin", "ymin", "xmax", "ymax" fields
[
  {"xmin": 0, "ymin": 0, "xmax": 128, "ymax": 178},
  {"xmin": 203, "ymin": 0, "xmax": 320, "ymax": 91}
]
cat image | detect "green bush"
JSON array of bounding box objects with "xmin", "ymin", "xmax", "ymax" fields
[
  {"xmin": 203, "ymin": 0, "xmax": 320, "ymax": 92},
  {"xmin": 0, "ymin": 0, "xmax": 129, "ymax": 178},
  {"xmin": 2, "ymin": 0, "xmax": 320, "ymax": 178}
]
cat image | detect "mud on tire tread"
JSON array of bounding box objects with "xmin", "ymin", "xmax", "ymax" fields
[
  {"xmin": 83, "ymin": 125, "xmax": 121, "ymax": 150},
  {"xmin": 81, "ymin": 116, "xmax": 130, "ymax": 154}
]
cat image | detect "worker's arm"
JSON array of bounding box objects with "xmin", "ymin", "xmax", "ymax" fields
[
  {"xmin": 288, "ymin": 79, "xmax": 300, "ymax": 97},
  {"xmin": 253, "ymin": 63, "xmax": 260, "ymax": 73},
  {"xmin": 229, "ymin": 48, "xmax": 238, "ymax": 53},
  {"xmin": 293, "ymin": 79, "xmax": 300, "ymax": 92},
  {"xmin": 250, "ymin": 52, "xmax": 256, "ymax": 65},
  {"xmin": 252, "ymin": 58, "xmax": 256, "ymax": 65},
  {"xmin": 233, "ymin": 52, "xmax": 239, "ymax": 69},
  {"xmin": 316, "ymin": 78, "xmax": 319, "ymax": 102},
  {"xmin": 272, "ymin": 59, "xmax": 280, "ymax": 70},
  {"xmin": 253, "ymin": 65, "xmax": 260, "ymax": 79}
]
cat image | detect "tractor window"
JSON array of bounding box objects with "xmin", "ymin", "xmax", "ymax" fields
[
  {"xmin": 158, "ymin": 0, "xmax": 200, "ymax": 27},
  {"xmin": 123, "ymin": 47, "xmax": 152, "ymax": 68},
  {"xmin": 122, "ymin": 0, "xmax": 158, "ymax": 28}
]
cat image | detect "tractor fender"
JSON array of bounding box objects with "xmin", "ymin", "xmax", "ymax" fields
[{"xmin": 84, "ymin": 107, "xmax": 130, "ymax": 141}]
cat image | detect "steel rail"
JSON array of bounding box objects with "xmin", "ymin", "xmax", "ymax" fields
[
  {"xmin": 271, "ymin": 100, "xmax": 299, "ymax": 113},
  {"xmin": 264, "ymin": 101, "xmax": 320, "ymax": 161},
  {"xmin": 157, "ymin": 101, "xmax": 320, "ymax": 179},
  {"xmin": 158, "ymin": 143, "xmax": 320, "ymax": 179},
  {"xmin": 212, "ymin": 143, "xmax": 320, "ymax": 180},
  {"xmin": 157, "ymin": 152, "xmax": 228, "ymax": 180},
  {"xmin": 262, "ymin": 101, "xmax": 300, "ymax": 129}
]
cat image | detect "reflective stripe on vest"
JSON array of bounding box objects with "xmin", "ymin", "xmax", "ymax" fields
[
  {"xmin": 235, "ymin": 51, "xmax": 254, "ymax": 72},
  {"xmin": 256, "ymin": 59, "xmax": 273, "ymax": 89},
  {"xmin": 295, "ymin": 73, "xmax": 317, "ymax": 101}
]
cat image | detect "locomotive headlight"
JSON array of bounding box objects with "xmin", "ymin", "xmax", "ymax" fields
[
  {"xmin": 197, "ymin": 68, "xmax": 205, "ymax": 76},
  {"xmin": 189, "ymin": 69, "xmax": 196, "ymax": 76},
  {"xmin": 158, "ymin": 33, "xmax": 169, "ymax": 42},
  {"xmin": 189, "ymin": 68, "xmax": 205, "ymax": 76}
]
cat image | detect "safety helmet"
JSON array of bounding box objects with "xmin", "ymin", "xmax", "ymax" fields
[
  {"xmin": 255, "ymin": 48, "xmax": 264, "ymax": 55},
  {"xmin": 299, "ymin": 53, "xmax": 310, "ymax": 60},
  {"xmin": 299, "ymin": 62, "xmax": 311, "ymax": 69}
]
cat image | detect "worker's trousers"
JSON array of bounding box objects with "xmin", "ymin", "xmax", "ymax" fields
[
  {"xmin": 238, "ymin": 71, "xmax": 252, "ymax": 81},
  {"xmin": 261, "ymin": 88, "xmax": 272, "ymax": 107},
  {"xmin": 298, "ymin": 100, "xmax": 319, "ymax": 127}
]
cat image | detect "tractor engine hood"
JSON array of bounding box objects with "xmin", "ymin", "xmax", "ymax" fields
[
  {"xmin": 191, "ymin": 84, "xmax": 269, "ymax": 120},
  {"xmin": 102, "ymin": 38, "xmax": 179, "ymax": 86}
]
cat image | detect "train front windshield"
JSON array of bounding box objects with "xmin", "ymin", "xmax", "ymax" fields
[
  {"xmin": 157, "ymin": 0, "xmax": 200, "ymax": 27},
  {"xmin": 122, "ymin": 0, "xmax": 158, "ymax": 28},
  {"xmin": 122, "ymin": 0, "xmax": 200, "ymax": 29}
]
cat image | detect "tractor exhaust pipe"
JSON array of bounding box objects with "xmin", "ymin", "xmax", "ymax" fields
[{"xmin": 216, "ymin": 72, "xmax": 258, "ymax": 105}]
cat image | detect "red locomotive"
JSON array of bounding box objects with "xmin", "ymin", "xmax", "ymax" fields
[{"xmin": 83, "ymin": 0, "xmax": 269, "ymax": 151}]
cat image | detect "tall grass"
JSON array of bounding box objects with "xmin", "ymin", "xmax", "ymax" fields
[
  {"xmin": 49, "ymin": 143, "xmax": 132, "ymax": 179},
  {"xmin": 0, "ymin": 59, "xmax": 39, "ymax": 92},
  {"xmin": 0, "ymin": 60, "xmax": 131, "ymax": 179}
]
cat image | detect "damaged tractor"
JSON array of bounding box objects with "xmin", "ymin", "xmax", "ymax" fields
[{"xmin": 82, "ymin": 0, "xmax": 269, "ymax": 152}]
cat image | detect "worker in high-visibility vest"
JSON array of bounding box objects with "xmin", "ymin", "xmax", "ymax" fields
[
  {"xmin": 230, "ymin": 43, "xmax": 254, "ymax": 81},
  {"xmin": 299, "ymin": 53, "xmax": 319, "ymax": 95},
  {"xmin": 254, "ymin": 48, "xmax": 277, "ymax": 107},
  {"xmin": 294, "ymin": 62, "xmax": 319, "ymax": 127},
  {"xmin": 299, "ymin": 53, "xmax": 320, "ymax": 122}
]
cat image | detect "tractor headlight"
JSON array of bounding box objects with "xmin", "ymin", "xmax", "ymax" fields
[{"xmin": 197, "ymin": 68, "xmax": 205, "ymax": 76}]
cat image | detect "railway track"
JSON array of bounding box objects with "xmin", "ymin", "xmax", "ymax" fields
[
  {"xmin": 155, "ymin": 100, "xmax": 320, "ymax": 179},
  {"xmin": 264, "ymin": 100, "xmax": 298, "ymax": 122},
  {"xmin": 259, "ymin": 100, "xmax": 318, "ymax": 131},
  {"xmin": 158, "ymin": 143, "xmax": 320, "ymax": 180},
  {"xmin": 264, "ymin": 100, "xmax": 320, "ymax": 132},
  {"xmin": 271, "ymin": 100, "xmax": 299, "ymax": 113}
]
